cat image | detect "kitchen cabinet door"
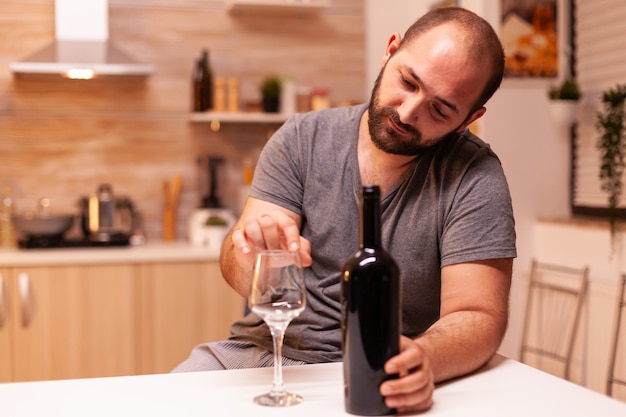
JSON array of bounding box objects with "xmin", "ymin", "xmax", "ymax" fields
[
  {"xmin": 0, "ymin": 268, "xmax": 14, "ymax": 382},
  {"xmin": 9, "ymin": 264, "xmax": 139, "ymax": 382},
  {"xmin": 138, "ymin": 261, "xmax": 244, "ymax": 374}
]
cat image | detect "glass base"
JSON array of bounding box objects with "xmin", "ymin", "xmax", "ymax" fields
[{"xmin": 253, "ymin": 392, "xmax": 303, "ymax": 407}]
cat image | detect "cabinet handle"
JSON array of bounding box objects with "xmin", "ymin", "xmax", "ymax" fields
[
  {"xmin": 0, "ymin": 273, "xmax": 7, "ymax": 329},
  {"xmin": 18, "ymin": 272, "xmax": 33, "ymax": 328}
]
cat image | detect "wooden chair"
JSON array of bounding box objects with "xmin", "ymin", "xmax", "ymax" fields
[
  {"xmin": 607, "ymin": 274, "xmax": 626, "ymax": 398},
  {"xmin": 520, "ymin": 259, "xmax": 589, "ymax": 381}
]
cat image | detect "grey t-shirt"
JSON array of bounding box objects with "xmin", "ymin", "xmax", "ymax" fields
[{"xmin": 229, "ymin": 104, "xmax": 517, "ymax": 363}]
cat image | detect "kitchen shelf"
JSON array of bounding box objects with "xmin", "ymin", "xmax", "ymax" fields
[
  {"xmin": 190, "ymin": 111, "xmax": 291, "ymax": 124},
  {"xmin": 226, "ymin": 0, "xmax": 331, "ymax": 14}
]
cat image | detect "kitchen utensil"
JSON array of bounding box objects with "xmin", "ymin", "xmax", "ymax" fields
[
  {"xmin": 79, "ymin": 184, "xmax": 141, "ymax": 243},
  {"xmin": 162, "ymin": 175, "xmax": 182, "ymax": 241},
  {"xmin": 12, "ymin": 197, "xmax": 75, "ymax": 238}
]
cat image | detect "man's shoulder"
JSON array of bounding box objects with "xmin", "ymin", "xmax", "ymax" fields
[
  {"xmin": 442, "ymin": 129, "xmax": 500, "ymax": 164},
  {"xmin": 280, "ymin": 104, "xmax": 366, "ymax": 151},
  {"xmin": 457, "ymin": 129, "xmax": 492, "ymax": 152},
  {"xmin": 293, "ymin": 103, "xmax": 368, "ymax": 125}
]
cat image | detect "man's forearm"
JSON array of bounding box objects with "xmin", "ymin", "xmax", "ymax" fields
[
  {"xmin": 219, "ymin": 233, "xmax": 251, "ymax": 298},
  {"xmin": 415, "ymin": 310, "xmax": 507, "ymax": 383}
]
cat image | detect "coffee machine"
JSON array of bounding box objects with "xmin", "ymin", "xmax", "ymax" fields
[
  {"xmin": 199, "ymin": 156, "xmax": 224, "ymax": 209},
  {"xmin": 188, "ymin": 156, "xmax": 235, "ymax": 252}
]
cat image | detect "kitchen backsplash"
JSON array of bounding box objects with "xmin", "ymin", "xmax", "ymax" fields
[{"xmin": 0, "ymin": 0, "xmax": 365, "ymax": 240}]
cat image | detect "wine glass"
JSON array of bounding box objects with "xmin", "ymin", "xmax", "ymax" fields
[{"xmin": 249, "ymin": 250, "xmax": 306, "ymax": 407}]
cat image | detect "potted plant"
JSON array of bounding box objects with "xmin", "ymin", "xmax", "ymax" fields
[
  {"xmin": 596, "ymin": 83, "xmax": 626, "ymax": 240},
  {"xmin": 260, "ymin": 76, "xmax": 281, "ymax": 113},
  {"xmin": 205, "ymin": 214, "xmax": 228, "ymax": 226},
  {"xmin": 548, "ymin": 77, "xmax": 581, "ymax": 126}
]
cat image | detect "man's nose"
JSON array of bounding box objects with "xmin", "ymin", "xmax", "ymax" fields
[{"xmin": 397, "ymin": 94, "xmax": 422, "ymax": 125}]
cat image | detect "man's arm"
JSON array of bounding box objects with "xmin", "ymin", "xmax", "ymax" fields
[
  {"xmin": 219, "ymin": 196, "xmax": 311, "ymax": 297},
  {"xmin": 420, "ymin": 258, "xmax": 512, "ymax": 381},
  {"xmin": 380, "ymin": 257, "xmax": 513, "ymax": 412}
]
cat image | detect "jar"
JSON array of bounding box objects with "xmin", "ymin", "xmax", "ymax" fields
[
  {"xmin": 311, "ymin": 87, "xmax": 331, "ymax": 110},
  {"xmin": 296, "ymin": 86, "xmax": 312, "ymax": 113}
]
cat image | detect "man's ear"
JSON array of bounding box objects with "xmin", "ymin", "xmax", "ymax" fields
[
  {"xmin": 457, "ymin": 107, "xmax": 487, "ymax": 132},
  {"xmin": 381, "ymin": 32, "xmax": 402, "ymax": 66}
]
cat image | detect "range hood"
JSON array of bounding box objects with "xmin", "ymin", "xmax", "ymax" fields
[{"xmin": 10, "ymin": 0, "xmax": 154, "ymax": 79}]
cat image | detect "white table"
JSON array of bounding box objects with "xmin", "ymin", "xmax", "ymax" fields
[{"xmin": 1, "ymin": 356, "xmax": 625, "ymax": 416}]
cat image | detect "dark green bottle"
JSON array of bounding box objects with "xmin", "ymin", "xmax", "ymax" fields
[
  {"xmin": 341, "ymin": 185, "xmax": 401, "ymax": 416},
  {"xmin": 192, "ymin": 49, "xmax": 214, "ymax": 111}
]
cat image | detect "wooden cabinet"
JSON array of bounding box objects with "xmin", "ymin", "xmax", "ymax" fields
[
  {"xmin": 0, "ymin": 259, "xmax": 243, "ymax": 382},
  {"xmin": 0, "ymin": 270, "xmax": 13, "ymax": 382},
  {"xmin": 137, "ymin": 261, "xmax": 244, "ymax": 374},
  {"xmin": 0, "ymin": 265, "xmax": 138, "ymax": 382}
]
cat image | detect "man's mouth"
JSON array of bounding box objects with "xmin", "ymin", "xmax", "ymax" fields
[{"xmin": 387, "ymin": 115, "xmax": 410, "ymax": 135}]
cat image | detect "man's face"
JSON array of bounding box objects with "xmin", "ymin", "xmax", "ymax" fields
[{"xmin": 368, "ymin": 24, "xmax": 489, "ymax": 156}]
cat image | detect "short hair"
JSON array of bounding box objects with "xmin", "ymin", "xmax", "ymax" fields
[{"xmin": 398, "ymin": 7, "xmax": 505, "ymax": 110}]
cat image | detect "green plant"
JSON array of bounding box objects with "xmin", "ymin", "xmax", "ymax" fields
[
  {"xmin": 205, "ymin": 215, "xmax": 228, "ymax": 226},
  {"xmin": 548, "ymin": 77, "xmax": 581, "ymax": 101},
  {"xmin": 260, "ymin": 76, "xmax": 281, "ymax": 100},
  {"xmin": 260, "ymin": 76, "xmax": 281, "ymax": 113},
  {"xmin": 596, "ymin": 83, "xmax": 626, "ymax": 239}
]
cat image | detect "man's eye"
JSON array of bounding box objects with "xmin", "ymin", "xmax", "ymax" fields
[
  {"xmin": 401, "ymin": 76, "xmax": 415, "ymax": 89},
  {"xmin": 432, "ymin": 104, "xmax": 448, "ymax": 120}
]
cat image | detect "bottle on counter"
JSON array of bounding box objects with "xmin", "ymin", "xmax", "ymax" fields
[
  {"xmin": 192, "ymin": 49, "xmax": 214, "ymax": 112},
  {"xmin": 341, "ymin": 185, "xmax": 401, "ymax": 416}
]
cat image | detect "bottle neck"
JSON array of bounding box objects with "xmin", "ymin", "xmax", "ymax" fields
[
  {"xmin": 200, "ymin": 50, "xmax": 210, "ymax": 72},
  {"xmin": 360, "ymin": 186, "xmax": 381, "ymax": 249}
]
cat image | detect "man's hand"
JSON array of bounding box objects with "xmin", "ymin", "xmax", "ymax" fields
[
  {"xmin": 220, "ymin": 198, "xmax": 311, "ymax": 297},
  {"xmin": 232, "ymin": 210, "xmax": 305, "ymax": 253},
  {"xmin": 379, "ymin": 336, "xmax": 435, "ymax": 413},
  {"xmin": 377, "ymin": 259, "xmax": 512, "ymax": 413}
]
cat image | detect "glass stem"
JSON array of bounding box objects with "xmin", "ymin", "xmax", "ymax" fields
[{"xmin": 269, "ymin": 324, "xmax": 287, "ymax": 396}]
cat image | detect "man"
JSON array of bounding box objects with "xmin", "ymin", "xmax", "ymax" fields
[{"xmin": 174, "ymin": 7, "xmax": 516, "ymax": 413}]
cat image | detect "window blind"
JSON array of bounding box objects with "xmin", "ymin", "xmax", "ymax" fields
[{"xmin": 572, "ymin": 0, "xmax": 626, "ymax": 213}]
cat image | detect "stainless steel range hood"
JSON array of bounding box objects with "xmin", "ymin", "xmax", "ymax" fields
[{"xmin": 10, "ymin": 0, "xmax": 154, "ymax": 79}]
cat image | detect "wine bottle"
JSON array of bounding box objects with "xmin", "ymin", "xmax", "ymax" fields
[
  {"xmin": 341, "ymin": 185, "xmax": 401, "ymax": 416},
  {"xmin": 192, "ymin": 49, "xmax": 214, "ymax": 111}
]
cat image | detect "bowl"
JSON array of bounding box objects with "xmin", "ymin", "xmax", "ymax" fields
[{"xmin": 12, "ymin": 213, "xmax": 76, "ymax": 238}]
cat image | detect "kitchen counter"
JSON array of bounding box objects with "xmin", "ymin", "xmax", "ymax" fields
[{"xmin": 0, "ymin": 240, "xmax": 219, "ymax": 267}]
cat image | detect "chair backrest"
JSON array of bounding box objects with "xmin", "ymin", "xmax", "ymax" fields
[
  {"xmin": 607, "ymin": 273, "xmax": 626, "ymax": 398},
  {"xmin": 520, "ymin": 259, "xmax": 589, "ymax": 381}
]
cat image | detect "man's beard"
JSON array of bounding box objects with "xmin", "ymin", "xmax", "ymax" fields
[{"xmin": 367, "ymin": 69, "xmax": 457, "ymax": 156}]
